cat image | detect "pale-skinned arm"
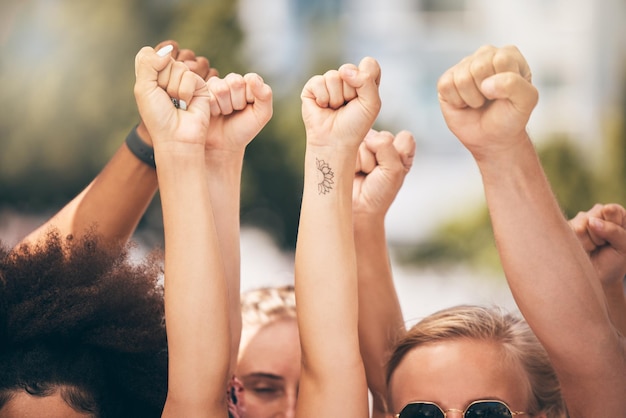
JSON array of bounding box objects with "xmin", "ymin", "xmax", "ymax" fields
[
  {"xmin": 353, "ymin": 129, "xmax": 415, "ymax": 418},
  {"xmin": 134, "ymin": 45, "xmax": 230, "ymax": 417},
  {"xmin": 294, "ymin": 58, "xmax": 381, "ymax": 418},
  {"xmin": 204, "ymin": 71, "xmax": 273, "ymax": 374},
  {"xmin": 438, "ymin": 45, "xmax": 626, "ymax": 418}
]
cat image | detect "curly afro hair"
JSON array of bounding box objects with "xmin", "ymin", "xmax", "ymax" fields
[{"xmin": 0, "ymin": 230, "xmax": 168, "ymax": 418}]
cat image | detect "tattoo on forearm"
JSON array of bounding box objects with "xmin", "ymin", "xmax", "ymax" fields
[{"xmin": 316, "ymin": 158, "xmax": 334, "ymax": 195}]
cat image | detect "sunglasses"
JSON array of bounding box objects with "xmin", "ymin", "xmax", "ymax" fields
[{"xmin": 395, "ymin": 400, "xmax": 526, "ymax": 418}]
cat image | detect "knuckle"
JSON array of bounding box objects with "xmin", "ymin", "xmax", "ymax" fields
[
  {"xmin": 323, "ymin": 69, "xmax": 341, "ymax": 80},
  {"xmin": 211, "ymin": 80, "xmax": 230, "ymax": 97},
  {"xmin": 469, "ymin": 58, "xmax": 492, "ymax": 76},
  {"xmin": 453, "ymin": 69, "xmax": 474, "ymax": 87},
  {"xmin": 225, "ymin": 72, "xmax": 244, "ymax": 83},
  {"xmin": 492, "ymin": 52, "xmax": 516, "ymax": 70},
  {"xmin": 476, "ymin": 44, "xmax": 496, "ymax": 55},
  {"xmin": 436, "ymin": 71, "xmax": 453, "ymax": 93}
]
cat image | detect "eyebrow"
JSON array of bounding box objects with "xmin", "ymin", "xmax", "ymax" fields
[{"xmin": 241, "ymin": 372, "xmax": 285, "ymax": 381}]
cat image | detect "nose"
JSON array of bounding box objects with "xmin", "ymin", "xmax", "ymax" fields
[
  {"xmin": 270, "ymin": 407, "xmax": 296, "ymax": 418},
  {"xmin": 444, "ymin": 408, "xmax": 464, "ymax": 418},
  {"xmin": 284, "ymin": 392, "xmax": 297, "ymax": 418},
  {"xmin": 270, "ymin": 393, "xmax": 297, "ymax": 418}
]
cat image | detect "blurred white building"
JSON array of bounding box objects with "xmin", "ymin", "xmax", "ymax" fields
[
  {"xmin": 238, "ymin": 0, "xmax": 626, "ymax": 247},
  {"xmin": 240, "ymin": 0, "xmax": 626, "ymax": 153}
]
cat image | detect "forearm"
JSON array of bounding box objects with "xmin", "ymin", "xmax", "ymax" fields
[
  {"xmin": 20, "ymin": 128, "xmax": 158, "ymax": 247},
  {"xmin": 478, "ymin": 137, "xmax": 612, "ymax": 353},
  {"xmin": 205, "ymin": 150, "xmax": 245, "ymax": 375},
  {"xmin": 296, "ymin": 148, "xmax": 360, "ymax": 366},
  {"xmin": 476, "ymin": 135, "xmax": 625, "ymax": 414},
  {"xmin": 294, "ymin": 147, "xmax": 368, "ymax": 416},
  {"xmin": 158, "ymin": 149, "xmax": 230, "ymax": 406},
  {"xmin": 354, "ymin": 214, "xmax": 404, "ymax": 415}
]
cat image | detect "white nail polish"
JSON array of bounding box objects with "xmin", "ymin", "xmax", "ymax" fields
[
  {"xmin": 156, "ymin": 44, "xmax": 173, "ymax": 57},
  {"xmin": 178, "ymin": 100, "xmax": 187, "ymax": 111}
]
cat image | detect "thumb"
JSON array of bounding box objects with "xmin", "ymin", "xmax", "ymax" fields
[
  {"xmin": 589, "ymin": 217, "xmax": 626, "ymax": 254},
  {"xmin": 601, "ymin": 204, "xmax": 626, "ymax": 229},
  {"xmin": 356, "ymin": 130, "xmax": 378, "ymax": 174},
  {"xmin": 182, "ymin": 71, "xmax": 212, "ymax": 118},
  {"xmin": 480, "ymin": 72, "xmax": 539, "ymax": 116},
  {"xmin": 339, "ymin": 57, "xmax": 382, "ymax": 117},
  {"xmin": 364, "ymin": 131, "xmax": 402, "ymax": 173},
  {"xmin": 392, "ymin": 130, "xmax": 416, "ymax": 172},
  {"xmin": 245, "ymin": 73, "xmax": 273, "ymax": 120},
  {"xmin": 134, "ymin": 46, "xmax": 175, "ymax": 115},
  {"xmin": 154, "ymin": 40, "xmax": 180, "ymax": 59},
  {"xmin": 134, "ymin": 45, "xmax": 173, "ymax": 80}
]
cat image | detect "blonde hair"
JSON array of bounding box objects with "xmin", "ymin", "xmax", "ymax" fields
[
  {"xmin": 237, "ymin": 285, "xmax": 297, "ymax": 361},
  {"xmin": 387, "ymin": 305, "xmax": 566, "ymax": 418},
  {"xmin": 240, "ymin": 285, "xmax": 296, "ymax": 327}
]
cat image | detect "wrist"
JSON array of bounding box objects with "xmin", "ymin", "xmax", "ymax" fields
[
  {"xmin": 155, "ymin": 153, "xmax": 207, "ymax": 187},
  {"xmin": 354, "ymin": 214, "xmax": 385, "ymax": 240},
  {"xmin": 125, "ymin": 124, "xmax": 156, "ymax": 169},
  {"xmin": 353, "ymin": 211, "xmax": 385, "ymax": 228},
  {"xmin": 136, "ymin": 121, "xmax": 153, "ymax": 147},
  {"xmin": 305, "ymin": 137, "xmax": 361, "ymax": 156},
  {"xmin": 469, "ymin": 131, "xmax": 532, "ymax": 164},
  {"xmin": 154, "ymin": 142, "xmax": 206, "ymax": 168},
  {"xmin": 473, "ymin": 133, "xmax": 536, "ymax": 177},
  {"xmin": 205, "ymin": 147, "xmax": 246, "ymax": 168}
]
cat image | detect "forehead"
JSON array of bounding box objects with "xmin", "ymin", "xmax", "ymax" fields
[
  {"xmin": 237, "ymin": 318, "xmax": 301, "ymax": 379},
  {"xmin": 0, "ymin": 391, "xmax": 92, "ymax": 418},
  {"xmin": 389, "ymin": 338, "xmax": 530, "ymax": 413}
]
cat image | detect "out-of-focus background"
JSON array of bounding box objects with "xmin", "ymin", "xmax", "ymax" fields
[{"xmin": 1, "ymin": 0, "xmax": 625, "ymax": 322}]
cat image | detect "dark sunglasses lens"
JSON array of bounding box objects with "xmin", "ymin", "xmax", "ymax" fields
[
  {"xmin": 399, "ymin": 403, "xmax": 444, "ymax": 418},
  {"xmin": 465, "ymin": 401, "xmax": 513, "ymax": 418}
]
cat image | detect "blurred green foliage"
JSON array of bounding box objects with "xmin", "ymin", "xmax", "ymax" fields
[
  {"xmin": 399, "ymin": 90, "xmax": 626, "ymax": 271},
  {"xmin": 0, "ymin": 0, "xmax": 313, "ymax": 249},
  {"xmin": 2, "ymin": 0, "xmax": 625, "ymax": 265}
]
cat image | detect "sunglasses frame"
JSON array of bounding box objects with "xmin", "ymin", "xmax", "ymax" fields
[{"xmin": 395, "ymin": 399, "xmax": 527, "ymax": 418}]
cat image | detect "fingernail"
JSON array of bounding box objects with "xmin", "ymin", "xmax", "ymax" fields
[
  {"xmin": 178, "ymin": 100, "xmax": 187, "ymax": 111},
  {"xmin": 157, "ymin": 44, "xmax": 174, "ymax": 57}
]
